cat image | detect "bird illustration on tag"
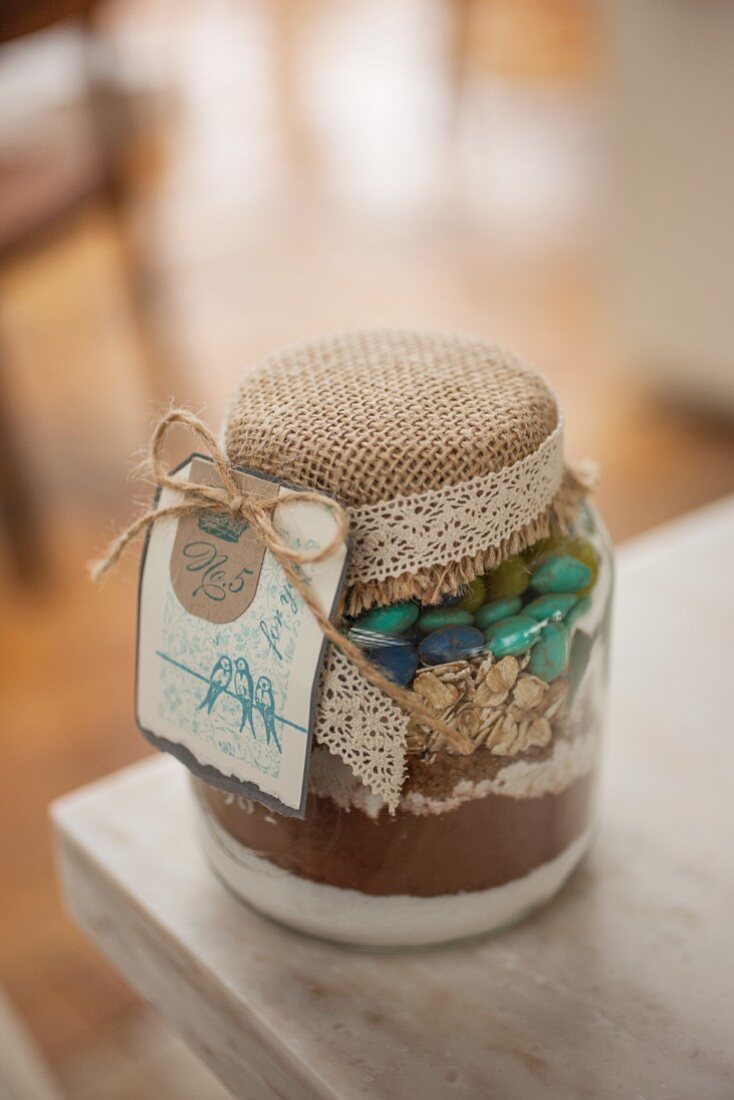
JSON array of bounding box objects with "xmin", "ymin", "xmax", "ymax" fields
[
  {"xmin": 198, "ymin": 656, "xmax": 232, "ymax": 713},
  {"xmin": 234, "ymin": 657, "xmax": 256, "ymax": 738},
  {"xmin": 255, "ymin": 676, "xmax": 281, "ymax": 753}
]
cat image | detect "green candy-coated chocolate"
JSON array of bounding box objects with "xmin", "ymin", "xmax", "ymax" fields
[
  {"xmin": 484, "ymin": 556, "xmax": 531, "ymax": 600},
  {"xmin": 474, "ymin": 597, "xmax": 522, "ymax": 629},
  {"xmin": 565, "ymin": 595, "xmax": 591, "ymax": 631},
  {"xmin": 417, "ymin": 608, "xmax": 474, "ymax": 633},
  {"xmin": 484, "ymin": 614, "xmax": 541, "ymax": 658},
  {"xmin": 523, "ymin": 593, "xmax": 577, "ymax": 622},
  {"xmin": 354, "ymin": 601, "xmax": 419, "ymax": 636},
  {"xmin": 528, "ymin": 621, "xmax": 569, "ymax": 682},
  {"xmin": 531, "ymin": 554, "xmax": 592, "ymax": 595},
  {"xmin": 458, "ymin": 576, "xmax": 486, "ymax": 613}
]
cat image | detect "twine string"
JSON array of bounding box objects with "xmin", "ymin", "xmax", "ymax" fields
[{"xmin": 90, "ymin": 409, "xmax": 474, "ymax": 755}]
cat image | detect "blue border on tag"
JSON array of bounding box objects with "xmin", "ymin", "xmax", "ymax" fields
[{"xmin": 134, "ymin": 452, "xmax": 351, "ymax": 819}]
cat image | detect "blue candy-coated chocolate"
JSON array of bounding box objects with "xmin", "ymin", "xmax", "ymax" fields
[
  {"xmin": 418, "ymin": 626, "xmax": 485, "ymax": 666},
  {"xmin": 474, "ymin": 597, "xmax": 523, "ymax": 630},
  {"xmin": 528, "ymin": 621, "xmax": 569, "ymax": 682},
  {"xmin": 483, "ymin": 615, "xmax": 541, "ymax": 658},
  {"xmin": 530, "ymin": 555, "xmax": 592, "ymax": 595},
  {"xmin": 365, "ymin": 641, "xmax": 419, "ymax": 687}
]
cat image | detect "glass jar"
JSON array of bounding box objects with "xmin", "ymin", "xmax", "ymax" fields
[{"xmin": 192, "ymin": 501, "xmax": 613, "ymax": 949}]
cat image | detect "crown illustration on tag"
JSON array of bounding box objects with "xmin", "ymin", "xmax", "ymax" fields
[{"xmin": 197, "ymin": 513, "xmax": 249, "ymax": 542}]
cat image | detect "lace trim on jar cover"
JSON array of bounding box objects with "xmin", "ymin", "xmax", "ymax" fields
[
  {"xmin": 344, "ymin": 465, "xmax": 592, "ymax": 616},
  {"xmin": 342, "ymin": 423, "xmax": 597, "ymax": 616}
]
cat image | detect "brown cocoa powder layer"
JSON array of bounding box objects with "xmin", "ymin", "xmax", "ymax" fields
[
  {"xmin": 194, "ymin": 774, "xmax": 594, "ymax": 898},
  {"xmin": 403, "ymin": 739, "xmax": 560, "ymax": 801}
]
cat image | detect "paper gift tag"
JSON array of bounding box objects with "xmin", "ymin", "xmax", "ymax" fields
[{"xmin": 136, "ymin": 454, "xmax": 349, "ymax": 817}]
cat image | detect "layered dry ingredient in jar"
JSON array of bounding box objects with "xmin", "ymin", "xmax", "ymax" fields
[{"xmin": 193, "ymin": 330, "xmax": 613, "ymax": 947}]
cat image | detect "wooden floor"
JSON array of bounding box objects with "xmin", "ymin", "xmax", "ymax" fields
[{"xmin": 1, "ymin": 1, "xmax": 733, "ymax": 1095}]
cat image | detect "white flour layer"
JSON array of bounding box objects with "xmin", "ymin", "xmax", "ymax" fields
[
  {"xmin": 309, "ymin": 729, "xmax": 600, "ymax": 820},
  {"xmin": 197, "ymin": 809, "xmax": 593, "ymax": 948}
]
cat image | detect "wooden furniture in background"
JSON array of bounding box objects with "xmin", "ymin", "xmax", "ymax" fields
[
  {"xmin": 52, "ymin": 497, "xmax": 734, "ymax": 1099},
  {"xmin": 0, "ymin": 1, "xmax": 160, "ymax": 580}
]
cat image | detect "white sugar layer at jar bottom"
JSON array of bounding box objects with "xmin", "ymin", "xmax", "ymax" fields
[{"xmin": 197, "ymin": 809, "xmax": 593, "ymax": 948}]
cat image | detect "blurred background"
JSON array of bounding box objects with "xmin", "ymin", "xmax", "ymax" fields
[{"xmin": 1, "ymin": 0, "xmax": 732, "ymax": 1096}]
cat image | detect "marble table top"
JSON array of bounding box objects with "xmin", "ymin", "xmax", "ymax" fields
[{"xmin": 52, "ymin": 497, "xmax": 734, "ymax": 1099}]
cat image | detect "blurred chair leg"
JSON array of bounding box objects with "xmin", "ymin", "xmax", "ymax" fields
[{"xmin": 0, "ymin": 346, "xmax": 44, "ymax": 582}]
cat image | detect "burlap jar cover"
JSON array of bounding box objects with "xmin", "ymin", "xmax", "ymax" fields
[{"xmin": 224, "ymin": 330, "xmax": 591, "ymax": 811}]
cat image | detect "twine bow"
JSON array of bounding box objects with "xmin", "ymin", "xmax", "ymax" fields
[{"xmin": 91, "ymin": 409, "xmax": 473, "ymax": 755}]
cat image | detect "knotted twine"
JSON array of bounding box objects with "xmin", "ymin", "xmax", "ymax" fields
[{"xmin": 90, "ymin": 409, "xmax": 474, "ymax": 755}]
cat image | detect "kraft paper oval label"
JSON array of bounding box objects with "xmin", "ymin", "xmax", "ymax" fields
[{"xmin": 170, "ymin": 457, "xmax": 279, "ymax": 623}]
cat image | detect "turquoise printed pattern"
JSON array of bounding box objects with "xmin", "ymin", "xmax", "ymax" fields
[{"xmin": 156, "ymin": 545, "xmax": 311, "ymax": 780}]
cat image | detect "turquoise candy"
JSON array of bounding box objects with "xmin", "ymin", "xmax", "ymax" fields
[
  {"xmin": 523, "ymin": 593, "xmax": 577, "ymax": 622},
  {"xmin": 417, "ymin": 608, "xmax": 474, "ymax": 633},
  {"xmin": 484, "ymin": 615, "xmax": 541, "ymax": 658},
  {"xmin": 418, "ymin": 626, "xmax": 484, "ymax": 666},
  {"xmin": 531, "ymin": 554, "xmax": 592, "ymax": 595},
  {"xmin": 474, "ymin": 597, "xmax": 522, "ymax": 630},
  {"xmin": 366, "ymin": 641, "xmax": 418, "ymax": 687},
  {"xmin": 528, "ymin": 621, "xmax": 569, "ymax": 682},
  {"xmin": 565, "ymin": 595, "xmax": 591, "ymax": 631},
  {"xmin": 354, "ymin": 601, "xmax": 419, "ymax": 636}
]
